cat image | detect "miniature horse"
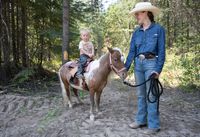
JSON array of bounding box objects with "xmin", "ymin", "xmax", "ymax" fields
[{"xmin": 58, "ymin": 47, "xmax": 127, "ymax": 120}]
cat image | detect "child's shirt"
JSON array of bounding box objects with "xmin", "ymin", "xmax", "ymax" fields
[{"xmin": 79, "ymin": 40, "xmax": 94, "ymax": 57}]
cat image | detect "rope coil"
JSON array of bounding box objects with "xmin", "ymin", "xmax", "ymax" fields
[{"xmin": 123, "ymin": 73, "xmax": 163, "ymax": 113}]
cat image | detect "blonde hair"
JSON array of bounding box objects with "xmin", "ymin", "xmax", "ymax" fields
[{"xmin": 80, "ymin": 28, "xmax": 91, "ymax": 35}]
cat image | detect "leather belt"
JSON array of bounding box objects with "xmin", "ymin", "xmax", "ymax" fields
[{"xmin": 138, "ymin": 53, "xmax": 155, "ymax": 60}]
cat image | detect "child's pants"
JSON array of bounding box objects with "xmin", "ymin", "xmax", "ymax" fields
[{"xmin": 76, "ymin": 54, "xmax": 90, "ymax": 75}]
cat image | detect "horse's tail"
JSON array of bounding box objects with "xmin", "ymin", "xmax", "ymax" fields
[
  {"xmin": 58, "ymin": 67, "xmax": 67, "ymax": 98},
  {"xmin": 58, "ymin": 67, "xmax": 62, "ymax": 83},
  {"xmin": 58, "ymin": 66, "xmax": 73, "ymax": 107}
]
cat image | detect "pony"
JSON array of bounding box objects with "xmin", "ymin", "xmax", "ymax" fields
[{"xmin": 58, "ymin": 47, "xmax": 127, "ymax": 120}]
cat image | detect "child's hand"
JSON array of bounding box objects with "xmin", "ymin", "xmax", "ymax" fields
[{"xmin": 89, "ymin": 54, "xmax": 94, "ymax": 58}]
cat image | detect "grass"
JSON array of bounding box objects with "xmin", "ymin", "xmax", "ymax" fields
[
  {"xmin": 160, "ymin": 48, "xmax": 184, "ymax": 88},
  {"xmin": 18, "ymin": 106, "xmax": 28, "ymax": 114},
  {"xmin": 43, "ymin": 59, "xmax": 61, "ymax": 73},
  {"xmin": 162, "ymin": 48, "xmax": 199, "ymax": 91},
  {"xmin": 37, "ymin": 108, "xmax": 62, "ymax": 133}
]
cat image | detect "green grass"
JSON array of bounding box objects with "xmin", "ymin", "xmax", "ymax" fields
[
  {"xmin": 160, "ymin": 48, "xmax": 199, "ymax": 91},
  {"xmin": 37, "ymin": 108, "xmax": 62, "ymax": 133},
  {"xmin": 160, "ymin": 48, "xmax": 183, "ymax": 88}
]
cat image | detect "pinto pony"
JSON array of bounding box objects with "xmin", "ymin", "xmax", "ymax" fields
[{"xmin": 58, "ymin": 47, "xmax": 127, "ymax": 120}]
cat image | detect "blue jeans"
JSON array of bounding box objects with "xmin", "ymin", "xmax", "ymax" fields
[
  {"xmin": 77, "ymin": 54, "xmax": 90, "ymax": 75},
  {"xmin": 134, "ymin": 57, "xmax": 160, "ymax": 129}
]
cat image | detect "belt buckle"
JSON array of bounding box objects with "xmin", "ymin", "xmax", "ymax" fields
[{"xmin": 139, "ymin": 54, "xmax": 145, "ymax": 60}]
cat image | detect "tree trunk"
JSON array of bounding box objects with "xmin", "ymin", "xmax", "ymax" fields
[
  {"xmin": 0, "ymin": 0, "xmax": 11, "ymax": 81},
  {"xmin": 0, "ymin": 41, "xmax": 1, "ymax": 66},
  {"xmin": 16, "ymin": 0, "xmax": 20, "ymax": 64},
  {"xmin": 21, "ymin": 2, "xmax": 27, "ymax": 67},
  {"xmin": 96, "ymin": 32, "xmax": 103, "ymax": 57},
  {"xmin": 186, "ymin": 0, "xmax": 189, "ymax": 39},
  {"xmin": 39, "ymin": 35, "xmax": 44, "ymax": 67},
  {"xmin": 62, "ymin": 0, "xmax": 69, "ymax": 64},
  {"xmin": 0, "ymin": 1, "xmax": 2, "ymax": 66},
  {"xmin": 2, "ymin": 0, "xmax": 11, "ymax": 66},
  {"xmin": 11, "ymin": 0, "xmax": 18, "ymax": 65}
]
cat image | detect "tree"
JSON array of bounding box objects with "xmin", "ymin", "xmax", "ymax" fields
[
  {"xmin": 0, "ymin": 0, "xmax": 11, "ymax": 82},
  {"xmin": 62, "ymin": 0, "xmax": 69, "ymax": 64},
  {"xmin": 21, "ymin": 1, "xmax": 27, "ymax": 67}
]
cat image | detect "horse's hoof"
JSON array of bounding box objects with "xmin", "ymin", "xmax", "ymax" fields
[
  {"xmin": 69, "ymin": 103, "xmax": 73, "ymax": 108},
  {"xmin": 90, "ymin": 114, "xmax": 95, "ymax": 121}
]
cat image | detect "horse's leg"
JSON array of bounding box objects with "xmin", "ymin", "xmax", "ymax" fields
[
  {"xmin": 58, "ymin": 72, "xmax": 72, "ymax": 108},
  {"xmin": 95, "ymin": 90, "xmax": 103, "ymax": 113},
  {"xmin": 66, "ymin": 85, "xmax": 73, "ymax": 108},
  {"xmin": 62, "ymin": 82, "xmax": 73, "ymax": 108},
  {"xmin": 73, "ymin": 88, "xmax": 83, "ymax": 104},
  {"xmin": 89, "ymin": 90, "xmax": 95, "ymax": 121}
]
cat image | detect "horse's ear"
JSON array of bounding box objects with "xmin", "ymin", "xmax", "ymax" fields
[{"xmin": 107, "ymin": 47, "xmax": 113, "ymax": 54}]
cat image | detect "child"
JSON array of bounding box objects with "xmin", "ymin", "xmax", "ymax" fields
[{"xmin": 76, "ymin": 29, "xmax": 94, "ymax": 78}]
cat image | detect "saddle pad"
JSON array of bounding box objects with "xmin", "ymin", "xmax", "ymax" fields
[
  {"xmin": 64, "ymin": 61, "xmax": 78, "ymax": 68},
  {"xmin": 85, "ymin": 61, "xmax": 94, "ymax": 72},
  {"xmin": 63, "ymin": 60, "xmax": 94, "ymax": 77}
]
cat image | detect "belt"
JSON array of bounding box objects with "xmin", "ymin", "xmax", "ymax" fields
[{"xmin": 138, "ymin": 53, "xmax": 155, "ymax": 60}]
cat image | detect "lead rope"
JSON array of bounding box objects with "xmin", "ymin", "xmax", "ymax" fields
[{"xmin": 123, "ymin": 73, "xmax": 163, "ymax": 114}]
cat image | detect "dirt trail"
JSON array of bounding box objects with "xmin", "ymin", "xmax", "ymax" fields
[{"xmin": 0, "ymin": 79, "xmax": 200, "ymax": 137}]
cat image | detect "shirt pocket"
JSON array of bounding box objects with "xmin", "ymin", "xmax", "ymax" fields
[
  {"xmin": 135, "ymin": 38, "xmax": 142, "ymax": 48},
  {"xmin": 148, "ymin": 33, "xmax": 158, "ymax": 46}
]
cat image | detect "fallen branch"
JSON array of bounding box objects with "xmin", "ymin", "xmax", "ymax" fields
[{"xmin": 0, "ymin": 89, "xmax": 8, "ymax": 94}]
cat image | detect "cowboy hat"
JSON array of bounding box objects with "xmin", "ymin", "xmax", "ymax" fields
[{"xmin": 130, "ymin": 2, "xmax": 160, "ymax": 16}]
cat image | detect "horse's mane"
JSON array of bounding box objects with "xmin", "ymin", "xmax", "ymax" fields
[
  {"xmin": 96, "ymin": 48, "xmax": 123, "ymax": 81},
  {"xmin": 98, "ymin": 52, "xmax": 109, "ymax": 64},
  {"xmin": 98, "ymin": 47, "xmax": 123, "ymax": 63}
]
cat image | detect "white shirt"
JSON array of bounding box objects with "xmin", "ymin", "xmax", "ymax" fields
[{"xmin": 78, "ymin": 40, "xmax": 94, "ymax": 55}]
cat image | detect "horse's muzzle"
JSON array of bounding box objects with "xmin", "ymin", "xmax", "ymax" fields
[{"xmin": 119, "ymin": 70, "xmax": 128, "ymax": 81}]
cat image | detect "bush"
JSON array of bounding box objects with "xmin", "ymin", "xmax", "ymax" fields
[
  {"xmin": 180, "ymin": 52, "xmax": 200, "ymax": 91},
  {"xmin": 12, "ymin": 68, "xmax": 35, "ymax": 84}
]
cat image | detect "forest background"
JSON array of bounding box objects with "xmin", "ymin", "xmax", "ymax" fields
[{"xmin": 0, "ymin": 0, "xmax": 199, "ymax": 92}]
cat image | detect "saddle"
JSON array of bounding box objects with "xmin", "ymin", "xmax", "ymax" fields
[
  {"xmin": 64, "ymin": 58, "xmax": 93, "ymax": 78},
  {"xmin": 63, "ymin": 58, "xmax": 93, "ymax": 91}
]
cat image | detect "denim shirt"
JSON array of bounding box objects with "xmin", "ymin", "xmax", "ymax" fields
[{"xmin": 125, "ymin": 23, "xmax": 166, "ymax": 73}]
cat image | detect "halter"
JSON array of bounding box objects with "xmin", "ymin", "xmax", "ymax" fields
[{"xmin": 109, "ymin": 53, "xmax": 127, "ymax": 76}]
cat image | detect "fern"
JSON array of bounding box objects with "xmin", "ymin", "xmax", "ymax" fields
[{"xmin": 13, "ymin": 68, "xmax": 35, "ymax": 83}]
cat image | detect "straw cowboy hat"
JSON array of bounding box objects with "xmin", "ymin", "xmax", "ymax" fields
[{"xmin": 130, "ymin": 2, "xmax": 160, "ymax": 16}]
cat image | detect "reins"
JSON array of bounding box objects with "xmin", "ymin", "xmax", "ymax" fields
[{"xmin": 123, "ymin": 73, "xmax": 163, "ymax": 114}]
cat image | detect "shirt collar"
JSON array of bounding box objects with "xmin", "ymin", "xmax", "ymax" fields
[
  {"xmin": 139, "ymin": 23, "xmax": 155, "ymax": 31},
  {"xmin": 81, "ymin": 40, "xmax": 90, "ymax": 45}
]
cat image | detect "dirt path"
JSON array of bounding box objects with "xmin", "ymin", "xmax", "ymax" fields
[{"xmin": 0, "ymin": 79, "xmax": 200, "ymax": 137}]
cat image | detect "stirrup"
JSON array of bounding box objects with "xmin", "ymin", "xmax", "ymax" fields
[{"xmin": 76, "ymin": 74, "xmax": 84, "ymax": 79}]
